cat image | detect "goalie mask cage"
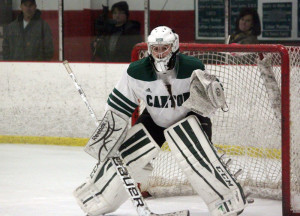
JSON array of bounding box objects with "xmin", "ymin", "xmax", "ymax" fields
[{"xmin": 131, "ymin": 43, "xmax": 300, "ymax": 216}]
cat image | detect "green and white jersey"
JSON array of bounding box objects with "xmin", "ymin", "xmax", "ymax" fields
[{"xmin": 106, "ymin": 53, "xmax": 205, "ymax": 128}]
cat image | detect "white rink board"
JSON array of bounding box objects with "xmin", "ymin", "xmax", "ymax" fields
[
  {"xmin": 0, "ymin": 62, "xmax": 126, "ymax": 138},
  {"xmin": 0, "ymin": 63, "xmax": 274, "ymax": 139}
]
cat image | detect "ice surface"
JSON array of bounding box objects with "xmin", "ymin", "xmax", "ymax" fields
[{"xmin": 0, "ymin": 144, "xmax": 283, "ymax": 216}]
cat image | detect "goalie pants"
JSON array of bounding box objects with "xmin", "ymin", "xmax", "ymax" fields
[{"xmin": 136, "ymin": 108, "xmax": 212, "ymax": 146}]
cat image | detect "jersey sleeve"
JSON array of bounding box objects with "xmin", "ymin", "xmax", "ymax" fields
[{"xmin": 105, "ymin": 68, "xmax": 139, "ymax": 121}]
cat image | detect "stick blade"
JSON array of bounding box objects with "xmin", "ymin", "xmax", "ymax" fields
[{"xmin": 150, "ymin": 210, "xmax": 190, "ymax": 216}]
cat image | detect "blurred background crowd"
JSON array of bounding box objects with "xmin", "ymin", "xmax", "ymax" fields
[{"xmin": 0, "ymin": 0, "xmax": 299, "ymax": 62}]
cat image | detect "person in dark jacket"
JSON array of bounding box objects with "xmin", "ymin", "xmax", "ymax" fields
[
  {"xmin": 92, "ymin": 1, "xmax": 142, "ymax": 62},
  {"xmin": 2, "ymin": 0, "xmax": 54, "ymax": 61},
  {"xmin": 229, "ymin": 7, "xmax": 261, "ymax": 44}
]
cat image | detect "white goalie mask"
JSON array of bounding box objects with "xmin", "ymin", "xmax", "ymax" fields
[{"xmin": 147, "ymin": 26, "xmax": 179, "ymax": 72}]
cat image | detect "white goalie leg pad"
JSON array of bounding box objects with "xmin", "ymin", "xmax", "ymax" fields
[
  {"xmin": 73, "ymin": 159, "xmax": 128, "ymax": 216},
  {"xmin": 74, "ymin": 124, "xmax": 160, "ymax": 216},
  {"xmin": 84, "ymin": 110, "xmax": 128, "ymax": 161},
  {"xmin": 119, "ymin": 123, "xmax": 160, "ymax": 183},
  {"xmin": 164, "ymin": 115, "xmax": 247, "ymax": 216}
]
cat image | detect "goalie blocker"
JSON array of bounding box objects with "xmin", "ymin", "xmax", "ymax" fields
[
  {"xmin": 164, "ymin": 115, "xmax": 247, "ymax": 216},
  {"xmin": 84, "ymin": 110, "xmax": 128, "ymax": 161}
]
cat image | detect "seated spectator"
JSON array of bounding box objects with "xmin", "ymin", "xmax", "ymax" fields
[
  {"xmin": 92, "ymin": 1, "xmax": 142, "ymax": 62},
  {"xmin": 2, "ymin": 0, "xmax": 54, "ymax": 61},
  {"xmin": 229, "ymin": 7, "xmax": 261, "ymax": 44}
]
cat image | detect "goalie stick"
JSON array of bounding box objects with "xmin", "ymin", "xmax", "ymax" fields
[{"xmin": 63, "ymin": 60, "xmax": 190, "ymax": 216}]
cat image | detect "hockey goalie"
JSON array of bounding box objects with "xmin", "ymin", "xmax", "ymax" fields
[{"xmin": 73, "ymin": 26, "xmax": 249, "ymax": 216}]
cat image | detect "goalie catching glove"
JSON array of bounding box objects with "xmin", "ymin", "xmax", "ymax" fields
[{"xmin": 183, "ymin": 69, "xmax": 227, "ymax": 117}]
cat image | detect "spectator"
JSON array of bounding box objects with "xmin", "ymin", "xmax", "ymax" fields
[
  {"xmin": 2, "ymin": 0, "xmax": 54, "ymax": 61},
  {"xmin": 92, "ymin": 1, "xmax": 142, "ymax": 62},
  {"xmin": 229, "ymin": 7, "xmax": 261, "ymax": 44}
]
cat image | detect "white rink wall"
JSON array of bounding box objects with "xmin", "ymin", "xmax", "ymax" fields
[
  {"xmin": 0, "ymin": 62, "xmax": 266, "ymax": 141},
  {"xmin": 0, "ymin": 62, "xmax": 126, "ymax": 139}
]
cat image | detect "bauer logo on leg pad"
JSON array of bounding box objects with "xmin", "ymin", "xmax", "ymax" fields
[{"xmin": 111, "ymin": 157, "xmax": 145, "ymax": 208}]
